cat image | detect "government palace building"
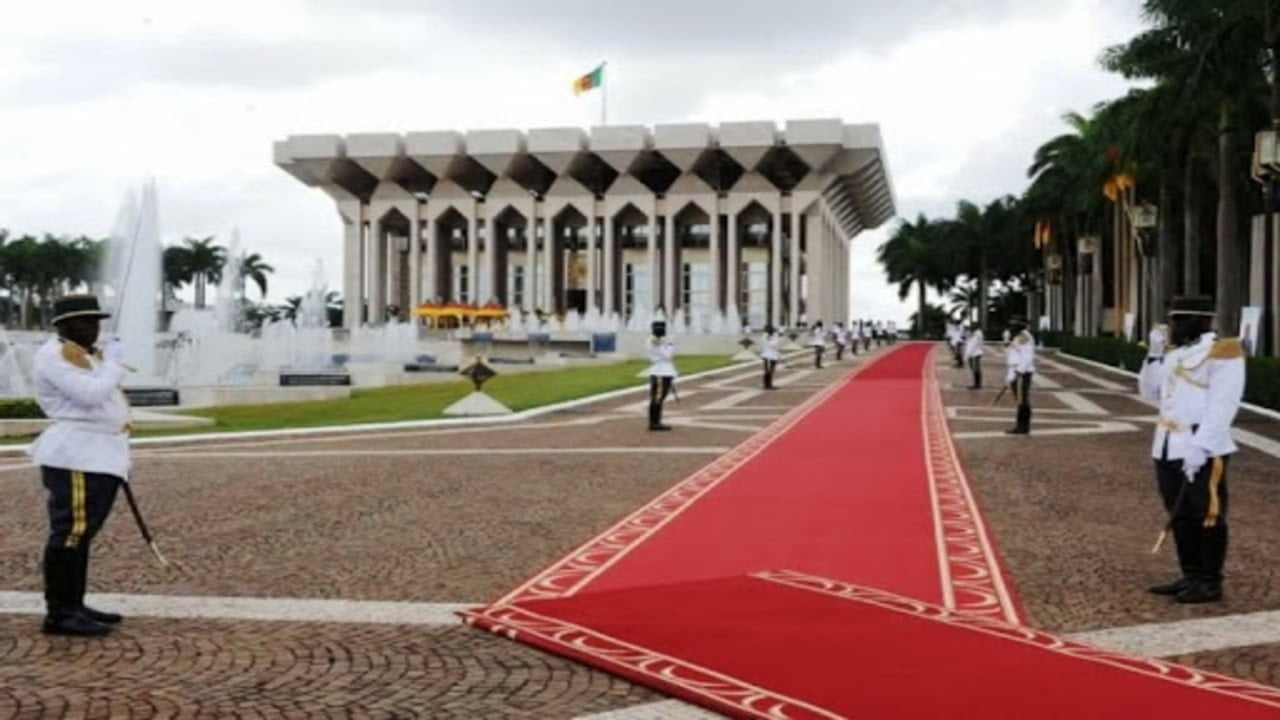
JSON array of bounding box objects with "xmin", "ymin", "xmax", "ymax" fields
[{"xmin": 274, "ymin": 119, "xmax": 895, "ymax": 331}]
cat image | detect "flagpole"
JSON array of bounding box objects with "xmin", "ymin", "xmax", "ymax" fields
[{"xmin": 601, "ymin": 61, "xmax": 608, "ymax": 126}]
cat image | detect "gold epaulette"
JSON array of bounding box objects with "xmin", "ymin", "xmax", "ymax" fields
[
  {"xmin": 1209, "ymin": 338, "xmax": 1244, "ymax": 360},
  {"xmin": 61, "ymin": 342, "xmax": 91, "ymax": 370}
]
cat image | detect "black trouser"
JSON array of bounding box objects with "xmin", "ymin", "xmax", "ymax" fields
[
  {"xmin": 952, "ymin": 344, "xmax": 964, "ymax": 368},
  {"xmin": 968, "ymin": 356, "xmax": 982, "ymax": 389},
  {"xmin": 835, "ymin": 343, "xmax": 845, "ymax": 361},
  {"xmin": 813, "ymin": 346, "xmax": 824, "ymax": 368},
  {"xmin": 762, "ymin": 359, "xmax": 777, "ymax": 389},
  {"xmin": 648, "ymin": 376, "xmax": 673, "ymax": 428},
  {"xmin": 850, "ymin": 339, "xmax": 859, "ymax": 356},
  {"xmin": 42, "ymin": 467, "xmax": 120, "ymax": 613},
  {"xmin": 1156, "ymin": 455, "xmax": 1230, "ymax": 585},
  {"xmin": 1010, "ymin": 372, "xmax": 1032, "ymax": 431}
]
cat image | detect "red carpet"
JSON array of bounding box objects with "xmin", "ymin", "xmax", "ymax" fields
[
  {"xmin": 465, "ymin": 344, "xmax": 1280, "ymax": 717},
  {"xmin": 473, "ymin": 572, "xmax": 1280, "ymax": 718},
  {"xmin": 491, "ymin": 343, "xmax": 1021, "ymax": 623}
]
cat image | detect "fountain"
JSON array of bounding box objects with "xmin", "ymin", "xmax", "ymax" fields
[
  {"xmin": 278, "ymin": 259, "xmax": 348, "ymax": 386},
  {"xmin": 100, "ymin": 181, "xmax": 176, "ymax": 405},
  {"xmin": 0, "ymin": 326, "xmax": 34, "ymax": 398}
]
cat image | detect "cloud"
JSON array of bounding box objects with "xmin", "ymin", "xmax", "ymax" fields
[{"xmin": 0, "ymin": 0, "xmax": 1148, "ymax": 322}]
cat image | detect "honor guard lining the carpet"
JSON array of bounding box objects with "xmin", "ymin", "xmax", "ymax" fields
[
  {"xmin": 27, "ymin": 295, "xmax": 130, "ymax": 636},
  {"xmin": 1139, "ymin": 296, "xmax": 1246, "ymax": 604},
  {"xmin": 1003, "ymin": 316, "xmax": 1035, "ymax": 435},
  {"xmin": 964, "ymin": 323, "xmax": 985, "ymax": 390},
  {"xmin": 833, "ymin": 322, "xmax": 848, "ymax": 361},
  {"xmin": 646, "ymin": 320, "xmax": 677, "ymax": 432},
  {"xmin": 760, "ymin": 326, "xmax": 781, "ymax": 390},
  {"xmin": 809, "ymin": 321, "xmax": 826, "ymax": 369}
]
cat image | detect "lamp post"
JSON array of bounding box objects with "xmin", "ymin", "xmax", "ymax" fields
[
  {"xmin": 1254, "ymin": 129, "xmax": 1279, "ymax": 356},
  {"xmin": 1131, "ymin": 203, "xmax": 1159, "ymax": 336}
]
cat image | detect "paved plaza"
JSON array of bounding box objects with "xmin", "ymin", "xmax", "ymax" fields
[{"xmin": 3, "ymin": 346, "xmax": 1280, "ymax": 717}]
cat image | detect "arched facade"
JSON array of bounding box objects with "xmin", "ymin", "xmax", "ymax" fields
[{"xmin": 275, "ymin": 119, "xmax": 896, "ymax": 329}]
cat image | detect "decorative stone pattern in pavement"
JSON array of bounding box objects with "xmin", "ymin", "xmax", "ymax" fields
[
  {"xmin": 0, "ymin": 617, "xmax": 658, "ymax": 718},
  {"xmin": 1168, "ymin": 643, "xmax": 1280, "ymax": 690}
]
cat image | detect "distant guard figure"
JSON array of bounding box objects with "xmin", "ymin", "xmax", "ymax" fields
[
  {"xmin": 1139, "ymin": 297, "xmax": 1245, "ymax": 604},
  {"xmin": 760, "ymin": 325, "xmax": 781, "ymax": 390},
  {"xmin": 947, "ymin": 323, "xmax": 964, "ymax": 368},
  {"xmin": 849, "ymin": 321, "xmax": 861, "ymax": 356},
  {"xmin": 1003, "ymin": 316, "xmax": 1035, "ymax": 435},
  {"xmin": 1146, "ymin": 321, "xmax": 1169, "ymax": 365},
  {"xmin": 964, "ymin": 323, "xmax": 985, "ymax": 390},
  {"xmin": 833, "ymin": 322, "xmax": 848, "ymax": 361},
  {"xmin": 647, "ymin": 320, "xmax": 677, "ymax": 432},
  {"xmin": 809, "ymin": 321, "xmax": 826, "ymax": 369},
  {"xmin": 887, "ymin": 320, "xmax": 898, "ymax": 343},
  {"xmin": 28, "ymin": 295, "xmax": 129, "ymax": 636}
]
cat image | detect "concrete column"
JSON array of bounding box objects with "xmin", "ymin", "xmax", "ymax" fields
[
  {"xmin": 726, "ymin": 214, "xmax": 739, "ymax": 318},
  {"xmin": 525, "ymin": 212, "xmax": 537, "ymax": 314},
  {"xmin": 424, "ymin": 218, "xmax": 438, "ymax": 303},
  {"xmin": 709, "ymin": 208, "xmax": 721, "ymax": 313},
  {"xmin": 806, "ymin": 213, "xmax": 825, "ymax": 323},
  {"xmin": 789, "ymin": 212, "xmax": 801, "ymax": 327},
  {"xmin": 664, "ymin": 214, "xmax": 676, "ymax": 313},
  {"xmin": 466, "ymin": 215, "xmax": 479, "ymax": 304},
  {"xmin": 770, "ymin": 208, "xmax": 783, "ymax": 328},
  {"xmin": 409, "ymin": 215, "xmax": 423, "ymax": 309},
  {"xmin": 485, "ymin": 221, "xmax": 498, "ymax": 305},
  {"xmin": 603, "ymin": 214, "xmax": 616, "ymax": 315},
  {"xmin": 386, "ymin": 234, "xmax": 401, "ymax": 316},
  {"xmin": 647, "ymin": 215, "xmax": 659, "ymax": 313},
  {"xmin": 543, "ymin": 216, "xmax": 556, "ymax": 312},
  {"xmin": 340, "ymin": 201, "xmax": 362, "ymax": 330},
  {"xmin": 368, "ymin": 217, "xmax": 385, "ymax": 326},
  {"xmin": 586, "ymin": 218, "xmax": 598, "ymax": 313}
]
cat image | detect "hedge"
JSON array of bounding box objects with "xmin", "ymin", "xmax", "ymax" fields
[
  {"xmin": 1057, "ymin": 335, "xmax": 1280, "ymax": 412},
  {"xmin": 0, "ymin": 398, "xmax": 44, "ymax": 419}
]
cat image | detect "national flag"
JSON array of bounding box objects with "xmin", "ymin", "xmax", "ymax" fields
[{"xmin": 573, "ymin": 64, "xmax": 604, "ymax": 96}]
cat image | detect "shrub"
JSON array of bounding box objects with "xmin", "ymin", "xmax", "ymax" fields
[
  {"xmin": 1058, "ymin": 335, "xmax": 1280, "ymax": 412},
  {"xmin": 0, "ymin": 398, "xmax": 45, "ymax": 419}
]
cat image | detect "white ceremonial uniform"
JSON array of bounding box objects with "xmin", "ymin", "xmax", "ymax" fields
[
  {"xmin": 964, "ymin": 329, "xmax": 985, "ymax": 360},
  {"xmin": 1139, "ymin": 333, "xmax": 1246, "ymax": 462},
  {"xmin": 810, "ymin": 327, "xmax": 826, "ymax": 347},
  {"xmin": 28, "ymin": 339, "xmax": 131, "ymax": 479},
  {"xmin": 761, "ymin": 332, "xmax": 781, "ymax": 361},
  {"xmin": 1004, "ymin": 331, "xmax": 1035, "ymax": 383},
  {"xmin": 647, "ymin": 337, "xmax": 677, "ymax": 378},
  {"xmin": 834, "ymin": 325, "xmax": 848, "ymax": 347}
]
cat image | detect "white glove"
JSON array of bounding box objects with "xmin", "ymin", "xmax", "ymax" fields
[
  {"xmin": 1183, "ymin": 445, "xmax": 1208, "ymax": 480},
  {"xmin": 102, "ymin": 339, "xmax": 127, "ymax": 367},
  {"xmin": 1004, "ymin": 370, "xmax": 1016, "ymax": 385}
]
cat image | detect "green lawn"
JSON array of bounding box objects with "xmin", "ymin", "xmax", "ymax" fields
[{"xmin": 170, "ymin": 354, "xmax": 736, "ymax": 434}]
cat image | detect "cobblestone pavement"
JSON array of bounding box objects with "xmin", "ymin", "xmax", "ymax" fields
[
  {"xmin": 945, "ymin": 348, "xmax": 1280, "ymax": 689},
  {"xmin": 0, "ymin": 350, "xmax": 877, "ymax": 718}
]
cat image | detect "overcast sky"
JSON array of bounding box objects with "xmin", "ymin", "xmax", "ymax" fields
[{"xmin": 0, "ymin": 0, "xmax": 1143, "ymax": 322}]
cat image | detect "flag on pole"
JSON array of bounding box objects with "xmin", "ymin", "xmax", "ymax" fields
[{"xmin": 573, "ymin": 64, "xmax": 605, "ymax": 96}]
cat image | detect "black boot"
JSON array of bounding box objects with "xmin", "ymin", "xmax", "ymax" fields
[
  {"xmin": 43, "ymin": 547, "xmax": 110, "ymax": 637},
  {"xmin": 1148, "ymin": 577, "xmax": 1193, "ymax": 596},
  {"xmin": 1175, "ymin": 581, "xmax": 1223, "ymax": 604},
  {"xmin": 76, "ymin": 548, "xmax": 122, "ymax": 625},
  {"xmin": 648, "ymin": 402, "xmax": 671, "ymax": 431}
]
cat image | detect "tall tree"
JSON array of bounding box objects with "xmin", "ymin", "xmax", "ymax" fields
[
  {"xmin": 182, "ymin": 236, "xmax": 227, "ymax": 310},
  {"xmin": 237, "ymin": 252, "xmax": 275, "ymax": 301},
  {"xmin": 878, "ymin": 214, "xmax": 947, "ymax": 337}
]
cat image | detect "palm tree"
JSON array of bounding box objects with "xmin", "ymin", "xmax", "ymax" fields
[
  {"xmin": 878, "ymin": 214, "xmax": 947, "ymax": 337},
  {"xmin": 280, "ymin": 295, "xmax": 303, "ymax": 323},
  {"xmin": 163, "ymin": 245, "xmax": 194, "ymax": 302},
  {"xmin": 1103, "ymin": 0, "xmax": 1268, "ymax": 330},
  {"xmin": 182, "ymin": 236, "xmax": 227, "ymax": 309},
  {"xmin": 237, "ymin": 252, "xmax": 275, "ymax": 302},
  {"xmin": 948, "ymin": 281, "xmax": 982, "ymax": 325},
  {"xmin": 940, "ymin": 198, "xmax": 1023, "ymax": 332}
]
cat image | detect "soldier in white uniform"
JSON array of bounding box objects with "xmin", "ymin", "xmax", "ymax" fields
[
  {"xmin": 1139, "ymin": 297, "xmax": 1246, "ymax": 604},
  {"xmin": 832, "ymin": 322, "xmax": 848, "ymax": 361},
  {"xmin": 1145, "ymin": 322, "xmax": 1169, "ymax": 365},
  {"xmin": 646, "ymin": 320, "xmax": 677, "ymax": 431},
  {"xmin": 887, "ymin": 320, "xmax": 898, "ymax": 343},
  {"xmin": 964, "ymin": 323, "xmax": 986, "ymax": 390},
  {"xmin": 947, "ymin": 323, "xmax": 965, "ymax": 368},
  {"xmin": 760, "ymin": 325, "xmax": 781, "ymax": 390},
  {"xmin": 1003, "ymin": 316, "xmax": 1036, "ymax": 435},
  {"xmin": 27, "ymin": 295, "xmax": 130, "ymax": 636},
  {"xmin": 809, "ymin": 321, "xmax": 826, "ymax": 369}
]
